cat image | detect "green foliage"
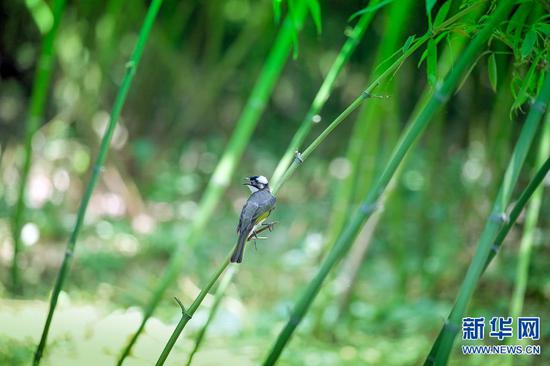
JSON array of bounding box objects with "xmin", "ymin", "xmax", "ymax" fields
[{"xmin": 1, "ymin": 1, "xmax": 549, "ymax": 365}]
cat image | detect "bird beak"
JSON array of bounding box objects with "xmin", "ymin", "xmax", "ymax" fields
[{"xmin": 243, "ymin": 177, "xmax": 252, "ymax": 186}]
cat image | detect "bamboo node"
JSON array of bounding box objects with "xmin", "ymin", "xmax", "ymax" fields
[
  {"xmin": 294, "ymin": 151, "xmax": 303, "ymax": 164},
  {"xmin": 489, "ymin": 212, "xmax": 508, "ymax": 223},
  {"xmin": 125, "ymin": 61, "xmax": 135, "ymax": 70},
  {"xmin": 443, "ymin": 320, "xmax": 459, "ymax": 335},
  {"xmin": 490, "ymin": 243, "xmax": 500, "ymax": 254},
  {"xmin": 92, "ymin": 165, "xmax": 104, "ymax": 175},
  {"xmin": 174, "ymin": 297, "xmax": 192, "ymax": 320},
  {"xmin": 360, "ymin": 203, "xmax": 378, "ymax": 214},
  {"xmin": 434, "ymin": 87, "xmax": 449, "ymax": 103},
  {"xmin": 65, "ymin": 249, "xmax": 74, "ymax": 258},
  {"xmin": 532, "ymin": 100, "xmax": 546, "ymax": 114}
]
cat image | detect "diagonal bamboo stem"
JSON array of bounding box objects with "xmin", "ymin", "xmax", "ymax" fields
[
  {"xmin": 262, "ymin": 1, "xmax": 517, "ymax": 364},
  {"xmin": 116, "ymin": 4, "xmax": 309, "ymax": 364},
  {"xmin": 270, "ymin": 0, "xmax": 383, "ymax": 185},
  {"xmin": 153, "ymin": 2, "xmax": 487, "ymax": 363},
  {"xmin": 425, "ymin": 73, "xmax": 550, "ymax": 366},
  {"xmin": 32, "ymin": 1, "xmax": 164, "ymax": 364},
  {"xmin": 182, "ymin": 5, "xmax": 388, "ymax": 361},
  {"xmin": 11, "ymin": 0, "xmax": 66, "ymax": 293},
  {"xmin": 184, "ymin": 266, "xmax": 236, "ymax": 366},
  {"xmin": 508, "ymin": 117, "xmax": 549, "ymax": 321},
  {"xmin": 155, "ymin": 7, "xmax": 479, "ymax": 362}
]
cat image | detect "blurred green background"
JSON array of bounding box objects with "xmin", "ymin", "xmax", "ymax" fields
[{"xmin": 0, "ymin": 0, "xmax": 548, "ymax": 365}]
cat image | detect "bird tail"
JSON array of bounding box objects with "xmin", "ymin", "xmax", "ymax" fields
[{"xmin": 231, "ymin": 232, "xmax": 247, "ymax": 263}]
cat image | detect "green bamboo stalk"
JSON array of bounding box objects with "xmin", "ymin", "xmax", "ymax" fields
[
  {"xmin": 116, "ymin": 5, "xmax": 308, "ymax": 364},
  {"xmin": 155, "ymin": 22, "xmax": 435, "ymax": 366},
  {"xmin": 263, "ymin": 2, "xmax": 516, "ymax": 364},
  {"xmin": 423, "ymin": 155, "xmax": 550, "ymax": 366},
  {"xmin": 184, "ymin": 267, "xmax": 236, "ymax": 366},
  {"xmin": 32, "ymin": 1, "xmax": 164, "ymax": 364},
  {"xmin": 322, "ymin": 0, "xmax": 414, "ymax": 249},
  {"xmin": 508, "ymin": 117, "xmax": 549, "ymax": 319},
  {"xmin": 270, "ymin": 0, "xmax": 383, "ymax": 186},
  {"xmin": 425, "ymin": 73, "xmax": 550, "ymax": 366},
  {"xmin": 322, "ymin": 0, "xmax": 415, "ymax": 325},
  {"xmin": 10, "ymin": 0, "xmax": 66, "ymax": 293},
  {"xmin": 181, "ymin": 4, "xmax": 389, "ymax": 356},
  {"xmin": 152, "ymin": 3, "xmax": 485, "ymax": 363},
  {"xmin": 177, "ymin": 3, "xmax": 406, "ymax": 356},
  {"xmin": 155, "ymin": 251, "xmax": 233, "ymax": 366}
]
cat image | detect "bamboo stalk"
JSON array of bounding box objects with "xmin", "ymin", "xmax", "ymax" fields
[
  {"xmin": 154, "ymin": 21, "xmax": 436, "ymax": 366},
  {"xmin": 10, "ymin": 0, "xmax": 66, "ymax": 293},
  {"xmin": 425, "ymin": 153, "xmax": 550, "ymax": 366},
  {"xmin": 270, "ymin": 0, "xmax": 383, "ymax": 185},
  {"xmin": 185, "ymin": 267, "xmax": 236, "ymax": 366},
  {"xmin": 151, "ymin": 2, "xmax": 489, "ymax": 363},
  {"xmin": 116, "ymin": 5, "xmax": 309, "ymax": 364},
  {"xmin": 324, "ymin": 0, "xmax": 416, "ymax": 325},
  {"xmin": 32, "ymin": 0, "xmax": 164, "ymax": 364},
  {"xmin": 508, "ymin": 117, "xmax": 549, "ymax": 319},
  {"xmin": 263, "ymin": 2, "xmax": 517, "ymax": 364},
  {"xmin": 183, "ymin": 4, "xmax": 388, "ymax": 359},
  {"xmin": 425, "ymin": 73, "xmax": 550, "ymax": 366}
]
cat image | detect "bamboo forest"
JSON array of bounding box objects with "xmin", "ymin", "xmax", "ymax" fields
[{"xmin": 0, "ymin": 0, "xmax": 549, "ymax": 365}]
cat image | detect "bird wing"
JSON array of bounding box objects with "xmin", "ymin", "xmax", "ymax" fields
[{"xmin": 237, "ymin": 191, "xmax": 276, "ymax": 235}]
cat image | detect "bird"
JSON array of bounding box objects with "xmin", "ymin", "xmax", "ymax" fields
[{"xmin": 231, "ymin": 175, "xmax": 276, "ymax": 263}]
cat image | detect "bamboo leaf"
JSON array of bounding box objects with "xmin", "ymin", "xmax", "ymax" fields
[
  {"xmin": 538, "ymin": 23, "xmax": 550, "ymax": 36},
  {"xmin": 272, "ymin": 0, "xmax": 282, "ymax": 23},
  {"xmin": 403, "ymin": 35, "xmax": 415, "ymax": 53},
  {"xmin": 426, "ymin": 0, "xmax": 436, "ymax": 27},
  {"xmin": 433, "ymin": 1, "xmax": 451, "ymax": 29},
  {"xmin": 520, "ymin": 28, "xmax": 537, "ymax": 59},
  {"xmin": 349, "ymin": 0, "xmax": 394, "ymax": 21},
  {"xmin": 488, "ymin": 53, "xmax": 497, "ymax": 92},
  {"xmin": 306, "ymin": 0, "xmax": 322, "ymax": 34}
]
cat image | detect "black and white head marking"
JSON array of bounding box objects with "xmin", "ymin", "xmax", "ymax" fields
[{"xmin": 244, "ymin": 175, "xmax": 269, "ymax": 192}]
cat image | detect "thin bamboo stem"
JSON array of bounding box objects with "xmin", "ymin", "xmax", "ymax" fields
[
  {"xmin": 270, "ymin": 0, "xmax": 381, "ymax": 185},
  {"xmin": 10, "ymin": 0, "xmax": 66, "ymax": 293},
  {"xmin": 155, "ymin": 251, "xmax": 232, "ymax": 366},
  {"xmin": 185, "ymin": 266, "xmax": 236, "ymax": 366},
  {"xmin": 32, "ymin": 1, "xmax": 164, "ymax": 364},
  {"xmin": 425, "ymin": 73, "xmax": 550, "ymax": 366},
  {"xmin": 116, "ymin": 5, "xmax": 308, "ymax": 364},
  {"xmin": 154, "ymin": 14, "xmax": 436, "ymax": 366},
  {"xmin": 508, "ymin": 118, "xmax": 549, "ymax": 319},
  {"xmin": 263, "ymin": 1, "xmax": 516, "ymax": 364},
  {"xmin": 425, "ymin": 155, "xmax": 550, "ymax": 366}
]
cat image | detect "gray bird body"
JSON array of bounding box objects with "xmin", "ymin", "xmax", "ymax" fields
[{"xmin": 232, "ymin": 188, "xmax": 276, "ymax": 263}]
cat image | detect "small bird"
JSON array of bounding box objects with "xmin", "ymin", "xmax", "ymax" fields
[{"xmin": 231, "ymin": 175, "xmax": 276, "ymax": 263}]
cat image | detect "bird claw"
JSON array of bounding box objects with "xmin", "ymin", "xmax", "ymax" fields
[{"xmin": 262, "ymin": 221, "xmax": 278, "ymax": 232}]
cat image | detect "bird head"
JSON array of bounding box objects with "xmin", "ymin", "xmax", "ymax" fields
[{"xmin": 244, "ymin": 175, "xmax": 269, "ymax": 192}]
